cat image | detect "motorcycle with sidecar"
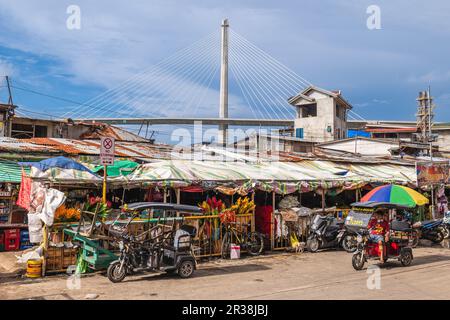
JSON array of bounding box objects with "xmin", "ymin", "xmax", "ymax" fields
[
  {"xmin": 346, "ymin": 202, "xmax": 414, "ymax": 270},
  {"xmin": 106, "ymin": 202, "xmax": 202, "ymax": 282}
]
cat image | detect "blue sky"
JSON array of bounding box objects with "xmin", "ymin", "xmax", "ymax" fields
[{"xmin": 0, "ymin": 0, "xmax": 449, "ymax": 142}]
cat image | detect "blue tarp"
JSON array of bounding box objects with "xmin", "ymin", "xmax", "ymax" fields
[
  {"xmin": 347, "ymin": 129, "xmax": 371, "ymax": 138},
  {"xmin": 19, "ymin": 156, "xmax": 94, "ymax": 174}
]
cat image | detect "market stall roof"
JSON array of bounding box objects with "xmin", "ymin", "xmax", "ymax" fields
[
  {"xmin": 19, "ymin": 156, "xmax": 101, "ymax": 185},
  {"xmin": 0, "ymin": 160, "xmax": 30, "ymax": 183},
  {"xmin": 93, "ymin": 160, "xmax": 138, "ymax": 177},
  {"xmin": 19, "ymin": 156, "xmax": 94, "ymax": 173},
  {"xmin": 119, "ymin": 159, "xmax": 417, "ymax": 190}
]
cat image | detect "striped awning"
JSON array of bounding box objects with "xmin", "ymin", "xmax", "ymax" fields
[{"xmin": 0, "ymin": 160, "xmax": 30, "ymax": 183}]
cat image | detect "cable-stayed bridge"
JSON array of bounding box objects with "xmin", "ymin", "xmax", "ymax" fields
[{"xmin": 62, "ymin": 19, "xmax": 364, "ymax": 142}]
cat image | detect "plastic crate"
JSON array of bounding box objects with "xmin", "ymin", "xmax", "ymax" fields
[
  {"xmin": 5, "ymin": 229, "xmax": 20, "ymax": 251},
  {"xmin": 0, "ymin": 231, "xmax": 4, "ymax": 252}
]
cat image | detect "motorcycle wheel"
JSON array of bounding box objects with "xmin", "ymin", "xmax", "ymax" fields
[
  {"xmin": 307, "ymin": 237, "xmax": 320, "ymax": 252},
  {"xmin": 178, "ymin": 260, "xmax": 195, "ymax": 278},
  {"xmin": 342, "ymin": 235, "xmax": 357, "ymax": 253},
  {"xmin": 440, "ymin": 226, "xmax": 450, "ymax": 239},
  {"xmin": 107, "ymin": 261, "xmax": 127, "ymax": 283},
  {"xmin": 400, "ymin": 251, "xmax": 413, "ymax": 267},
  {"xmin": 432, "ymin": 230, "xmax": 445, "ymax": 243},
  {"xmin": 352, "ymin": 252, "xmax": 365, "ymax": 270},
  {"xmin": 246, "ymin": 232, "xmax": 264, "ymax": 256}
]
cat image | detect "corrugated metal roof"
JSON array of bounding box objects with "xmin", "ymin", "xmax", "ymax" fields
[{"xmin": 0, "ymin": 137, "xmax": 176, "ymax": 160}]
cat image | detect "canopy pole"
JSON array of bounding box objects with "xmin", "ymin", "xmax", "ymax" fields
[{"xmin": 102, "ymin": 165, "xmax": 107, "ymax": 204}]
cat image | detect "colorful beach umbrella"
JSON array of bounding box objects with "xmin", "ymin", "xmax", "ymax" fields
[{"xmin": 361, "ymin": 184, "xmax": 429, "ymax": 207}]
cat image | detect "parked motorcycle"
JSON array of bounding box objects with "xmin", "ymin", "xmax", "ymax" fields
[
  {"xmin": 107, "ymin": 226, "xmax": 197, "ymax": 283},
  {"xmin": 341, "ymin": 229, "xmax": 358, "ymax": 253},
  {"xmin": 306, "ymin": 214, "xmax": 349, "ymax": 252},
  {"xmin": 441, "ymin": 211, "xmax": 450, "ymax": 239},
  {"xmin": 412, "ymin": 219, "xmax": 445, "ymax": 244}
]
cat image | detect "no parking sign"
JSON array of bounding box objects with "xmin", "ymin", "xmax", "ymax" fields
[{"xmin": 100, "ymin": 137, "xmax": 115, "ymax": 166}]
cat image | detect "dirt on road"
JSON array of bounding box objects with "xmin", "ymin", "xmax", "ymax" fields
[{"xmin": 1, "ymin": 247, "xmax": 450, "ymax": 300}]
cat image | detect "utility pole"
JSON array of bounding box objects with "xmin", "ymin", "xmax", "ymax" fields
[
  {"xmin": 416, "ymin": 87, "xmax": 436, "ymax": 218},
  {"xmin": 218, "ymin": 18, "xmax": 229, "ymax": 146}
]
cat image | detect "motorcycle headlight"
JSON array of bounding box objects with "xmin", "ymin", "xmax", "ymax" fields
[
  {"xmin": 357, "ymin": 235, "xmax": 363, "ymax": 243},
  {"xmin": 119, "ymin": 241, "xmax": 124, "ymax": 250}
]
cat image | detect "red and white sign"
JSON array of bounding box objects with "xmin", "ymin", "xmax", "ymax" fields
[{"xmin": 100, "ymin": 137, "xmax": 115, "ymax": 166}]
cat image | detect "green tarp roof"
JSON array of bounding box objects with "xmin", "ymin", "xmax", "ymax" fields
[
  {"xmin": 0, "ymin": 160, "xmax": 30, "ymax": 183},
  {"xmin": 93, "ymin": 160, "xmax": 138, "ymax": 177}
]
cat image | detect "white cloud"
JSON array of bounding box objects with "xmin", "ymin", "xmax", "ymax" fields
[{"xmin": 0, "ymin": 59, "xmax": 15, "ymax": 76}]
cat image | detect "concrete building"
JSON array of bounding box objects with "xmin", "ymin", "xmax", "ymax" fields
[
  {"xmin": 0, "ymin": 103, "xmax": 16, "ymax": 137},
  {"xmin": 288, "ymin": 86, "xmax": 352, "ymax": 143},
  {"xmin": 232, "ymin": 132, "xmax": 315, "ymax": 154},
  {"xmin": 8, "ymin": 116, "xmax": 149, "ymax": 142}
]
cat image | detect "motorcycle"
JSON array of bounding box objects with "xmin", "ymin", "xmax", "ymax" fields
[
  {"xmin": 441, "ymin": 211, "xmax": 450, "ymax": 239},
  {"xmin": 412, "ymin": 219, "xmax": 445, "ymax": 244},
  {"xmin": 341, "ymin": 228, "xmax": 358, "ymax": 253},
  {"xmin": 306, "ymin": 214, "xmax": 349, "ymax": 252}
]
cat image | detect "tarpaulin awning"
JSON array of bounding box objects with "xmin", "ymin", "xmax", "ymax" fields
[
  {"xmin": 19, "ymin": 156, "xmax": 94, "ymax": 173},
  {"xmin": 0, "ymin": 160, "xmax": 30, "ymax": 183},
  {"xmin": 93, "ymin": 160, "xmax": 138, "ymax": 177}
]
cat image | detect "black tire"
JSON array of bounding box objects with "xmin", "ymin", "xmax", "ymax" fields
[
  {"xmin": 178, "ymin": 260, "xmax": 195, "ymax": 278},
  {"xmin": 107, "ymin": 260, "xmax": 127, "ymax": 283},
  {"xmin": 221, "ymin": 231, "xmax": 231, "ymax": 259},
  {"xmin": 400, "ymin": 250, "xmax": 413, "ymax": 267},
  {"xmin": 342, "ymin": 235, "xmax": 357, "ymax": 253},
  {"xmin": 246, "ymin": 232, "xmax": 264, "ymax": 256},
  {"xmin": 307, "ymin": 237, "xmax": 320, "ymax": 252},
  {"xmin": 352, "ymin": 252, "xmax": 365, "ymax": 270},
  {"xmin": 432, "ymin": 230, "xmax": 445, "ymax": 243},
  {"xmin": 439, "ymin": 226, "xmax": 450, "ymax": 239}
]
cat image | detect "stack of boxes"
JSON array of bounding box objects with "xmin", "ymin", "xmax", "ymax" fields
[{"xmin": 20, "ymin": 230, "xmax": 32, "ymax": 250}]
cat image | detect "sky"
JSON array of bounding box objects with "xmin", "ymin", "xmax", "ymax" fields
[{"xmin": 0, "ymin": 0, "xmax": 449, "ymax": 142}]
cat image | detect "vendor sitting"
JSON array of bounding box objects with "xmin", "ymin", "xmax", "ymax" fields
[{"xmin": 368, "ymin": 210, "xmax": 390, "ymax": 263}]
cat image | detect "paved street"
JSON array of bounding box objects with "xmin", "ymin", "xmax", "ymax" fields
[{"xmin": 2, "ymin": 246, "xmax": 450, "ymax": 300}]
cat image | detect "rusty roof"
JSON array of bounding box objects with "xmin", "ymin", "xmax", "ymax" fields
[{"xmin": 0, "ymin": 137, "xmax": 175, "ymax": 159}]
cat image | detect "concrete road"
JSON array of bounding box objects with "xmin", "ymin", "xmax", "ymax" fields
[{"xmin": 2, "ymin": 247, "xmax": 450, "ymax": 300}]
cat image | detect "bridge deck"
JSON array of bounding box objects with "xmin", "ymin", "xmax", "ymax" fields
[{"xmin": 72, "ymin": 117, "xmax": 295, "ymax": 126}]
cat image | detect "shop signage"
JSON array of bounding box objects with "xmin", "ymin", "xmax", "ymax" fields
[
  {"xmin": 416, "ymin": 161, "xmax": 450, "ymax": 187},
  {"xmin": 100, "ymin": 137, "xmax": 115, "ymax": 166}
]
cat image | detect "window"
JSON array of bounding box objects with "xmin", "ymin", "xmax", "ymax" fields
[
  {"xmin": 335, "ymin": 104, "xmax": 346, "ymax": 120},
  {"xmin": 301, "ymin": 103, "xmax": 317, "ymax": 118},
  {"xmin": 295, "ymin": 128, "xmax": 304, "ymax": 139},
  {"xmin": 11, "ymin": 123, "xmax": 48, "ymax": 138}
]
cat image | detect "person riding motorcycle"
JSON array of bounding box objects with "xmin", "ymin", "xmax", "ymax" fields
[{"xmin": 367, "ymin": 210, "xmax": 390, "ymax": 263}]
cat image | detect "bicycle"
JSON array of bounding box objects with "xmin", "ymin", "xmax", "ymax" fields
[{"xmin": 221, "ymin": 221, "xmax": 264, "ymax": 259}]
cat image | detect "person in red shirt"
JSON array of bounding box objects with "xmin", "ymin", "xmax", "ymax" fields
[{"xmin": 368, "ymin": 210, "xmax": 390, "ymax": 263}]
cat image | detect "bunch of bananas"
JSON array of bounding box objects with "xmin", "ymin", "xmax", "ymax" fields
[{"xmin": 229, "ymin": 197, "xmax": 256, "ymax": 216}]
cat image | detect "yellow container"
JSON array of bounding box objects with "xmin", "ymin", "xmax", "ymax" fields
[{"xmin": 26, "ymin": 259, "xmax": 43, "ymax": 278}]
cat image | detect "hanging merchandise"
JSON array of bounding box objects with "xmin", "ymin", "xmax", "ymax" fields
[
  {"xmin": 278, "ymin": 195, "xmax": 300, "ymax": 209},
  {"xmin": 437, "ymin": 185, "xmax": 448, "ymax": 216},
  {"xmin": 38, "ymin": 188, "xmax": 66, "ymax": 226},
  {"xmin": 16, "ymin": 170, "xmax": 32, "ymax": 210}
]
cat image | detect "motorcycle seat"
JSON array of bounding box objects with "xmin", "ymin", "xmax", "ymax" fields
[{"xmin": 391, "ymin": 220, "xmax": 412, "ymax": 232}]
